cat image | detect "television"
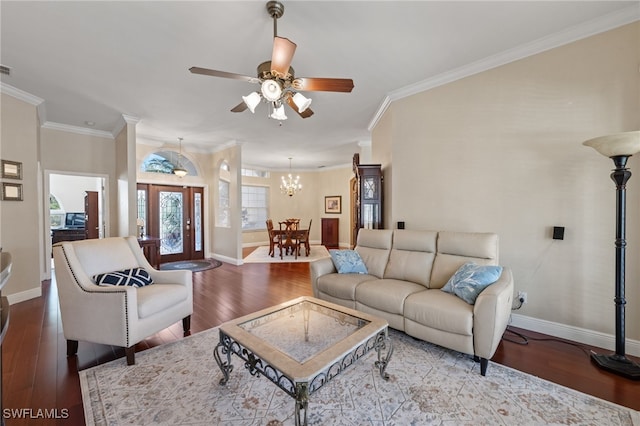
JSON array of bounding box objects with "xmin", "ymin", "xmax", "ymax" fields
[{"xmin": 64, "ymin": 212, "xmax": 85, "ymax": 229}]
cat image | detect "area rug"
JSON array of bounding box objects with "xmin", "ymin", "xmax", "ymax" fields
[
  {"xmin": 79, "ymin": 328, "xmax": 639, "ymax": 425},
  {"xmin": 159, "ymin": 258, "xmax": 222, "ymax": 272},
  {"xmin": 243, "ymin": 245, "xmax": 330, "ymax": 264}
]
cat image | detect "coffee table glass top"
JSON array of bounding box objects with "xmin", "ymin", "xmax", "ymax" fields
[
  {"xmin": 218, "ymin": 296, "xmax": 389, "ymax": 380},
  {"xmin": 238, "ymin": 299, "xmax": 369, "ymax": 363}
]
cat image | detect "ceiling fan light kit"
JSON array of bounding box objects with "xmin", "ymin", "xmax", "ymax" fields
[{"xmin": 189, "ymin": 1, "xmax": 353, "ymax": 123}]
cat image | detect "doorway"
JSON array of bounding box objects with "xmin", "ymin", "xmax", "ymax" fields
[{"xmin": 137, "ymin": 183, "xmax": 204, "ymax": 263}]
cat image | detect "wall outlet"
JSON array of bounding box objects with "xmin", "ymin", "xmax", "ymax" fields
[{"xmin": 518, "ymin": 291, "xmax": 528, "ymax": 304}]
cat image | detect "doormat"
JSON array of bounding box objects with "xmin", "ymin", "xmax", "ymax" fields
[{"xmin": 159, "ymin": 258, "xmax": 222, "ymax": 272}]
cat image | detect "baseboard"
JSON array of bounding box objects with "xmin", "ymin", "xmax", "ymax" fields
[
  {"xmin": 510, "ymin": 313, "xmax": 640, "ymax": 358},
  {"xmin": 211, "ymin": 253, "xmax": 242, "ymax": 266},
  {"xmin": 7, "ymin": 286, "xmax": 42, "ymax": 305}
]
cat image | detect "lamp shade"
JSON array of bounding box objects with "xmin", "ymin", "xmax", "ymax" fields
[
  {"xmin": 583, "ymin": 131, "xmax": 640, "ymax": 158},
  {"xmin": 242, "ymin": 92, "xmax": 261, "ymax": 113},
  {"xmin": 261, "ymin": 79, "xmax": 283, "ymax": 102},
  {"xmin": 270, "ymin": 104, "xmax": 287, "ymax": 121},
  {"xmin": 173, "ymin": 167, "xmax": 188, "ymax": 178},
  {"xmin": 292, "ymin": 92, "xmax": 312, "ymax": 113}
]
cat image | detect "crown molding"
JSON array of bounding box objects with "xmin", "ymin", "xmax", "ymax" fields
[
  {"xmin": 0, "ymin": 82, "xmax": 44, "ymax": 106},
  {"xmin": 112, "ymin": 113, "xmax": 141, "ymax": 137},
  {"xmin": 368, "ymin": 5, "xmax": 640, "ymax": 132},
  {"xmin": 41, "ymin": 121, "xmax": 114, "ymax": 139}
]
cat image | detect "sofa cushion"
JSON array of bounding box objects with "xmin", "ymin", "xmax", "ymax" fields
[
  {"xmin": 404, "ymin": 290, "xmax": 473, "ymax": 336},
  {"xmin": 137, "ymin": 283, "xmax": 188, "ymax": 319},
  {"xmin": 316, "ymin": 273, "xmax": 377, "ymax": 301},
  {"xmin": 385, "ymin": 230, "xmax": 437, "ymax": 287},
  {"xmin": 441, "ymin": 262, "xmax": 503, "ymax": 304},
  {"xmin": 354, "ymin": 229, "xmax": 393, "ymax": 278},
  {"xmin": 93, "ymin": 267, "xmax": 153, "ymax": 288},
  {"xmin": 329, "ymin": 250, "xmax": 368, "ymax": 274},
  {"xmin": 430, "ymin": 231, "xmax": 499, "ymax": 289},
  {"xmin": 356, "ymin": 279, "xmax": 425, "ymax": 315}
]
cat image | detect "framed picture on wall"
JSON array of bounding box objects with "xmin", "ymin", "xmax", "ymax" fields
[
  {"xmin": 1, "ymin": 160, "xmax": 22, "ymax": 180},
  {"xmin": 1, "ymin": 182, "xmax": 23, "ymax": 201},
  {"xmin": 324, "ymin": 196, "xmax": 341, "ymax": 214}
]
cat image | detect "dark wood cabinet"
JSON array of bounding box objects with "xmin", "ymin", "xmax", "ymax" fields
[
  {"xmin": 84, "ymin": 191, "xmax": 99, "ymax": 239},
  {"xmin": 356, "ymin": 164, "xmax": 383, "ymax": 230},
  {"xmin": 51, "ymin": 228, "xmax": 86, "ymax": 244},
  {"xmin": 321, "ymin": 218, "xmax": 339, "ymax": 249}
]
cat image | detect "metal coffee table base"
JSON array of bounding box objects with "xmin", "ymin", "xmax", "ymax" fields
[{"xmin": 214, "ymin": 329, "xmax": 393, "ymax": 426}]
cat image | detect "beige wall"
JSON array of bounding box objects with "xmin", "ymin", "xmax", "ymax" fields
[
  {"xmin": 0, "ymin": 94, "xmax": 42, "ymax": 300},
  {"xmin": 41, "ymin": 127, "xmax": 116, "ymax": 233},
  {"xmin": 374, "ymin": 23, "xmax": 640, "ymax": 345}
]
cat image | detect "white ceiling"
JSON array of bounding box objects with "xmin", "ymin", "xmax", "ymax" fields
[{"xmin": 1, "ymin": 1, "xmax": 637, "ymax": 170}]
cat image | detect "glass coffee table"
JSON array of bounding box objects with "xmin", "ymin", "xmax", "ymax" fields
[{"xmin": 213, "ymin": 296, "xmax": 393, "ymax": 425}]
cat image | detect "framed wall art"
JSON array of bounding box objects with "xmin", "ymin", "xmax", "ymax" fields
[
  {"xmin": 324, "ymin": 195, "xmax": 342, "ymax": 214},
  {"xmin": 1, "ymin": 160, "xmax": 22, "ymax": 180},
  {"xmin": 1, "ymin": 182, "xmax": 23, "ymax": 201}
]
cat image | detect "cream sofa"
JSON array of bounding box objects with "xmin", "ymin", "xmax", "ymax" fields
[{"xmin": 310, "ymin": 229, "xmax": 514, "ymax": 375}]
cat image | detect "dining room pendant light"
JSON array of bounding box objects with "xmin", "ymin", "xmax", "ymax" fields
[
  {"xmin": 173, "ymin": 137, "xmax": 188, "ymax": 178},
  {"xmin": 280, "ymin": 157, "xmax": 301, "ymax": 197}
]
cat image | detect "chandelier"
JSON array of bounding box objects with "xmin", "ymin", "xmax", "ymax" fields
[
  {"xmin": 280, "ymin": 157, "xmax": 302, "ymax": 196},
  {"xmin": 173, "ymin": 137, "xmax": 188, "ymax": 178}
]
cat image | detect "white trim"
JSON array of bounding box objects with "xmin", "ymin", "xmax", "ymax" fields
[
  {"xmin": 510, "ymin": 313, "xmax": 640, "ymax": 358},
  {"xmin": 41, "ymin": 121, "xmax": 114, "ymax": 139},
  {"xmin": 368, "ymin": 5, "xmax": 640, "ymax": 131},
  {"xmin": 7, "ymin": 286, "xmax": 42, "ymax": 305},
  {"xmin": 112, "ymin": 114, "xmax": 140, "ymax": 137},
  {"xmin": 0, "ymin": 82, "xmax": 44, "ymax": 106},
  {"xmin": 212, "ymin": 253, "xmax": 242, "ymax": 266}
]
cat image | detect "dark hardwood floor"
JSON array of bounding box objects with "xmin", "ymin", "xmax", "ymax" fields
[{"xmin": 3, "ymin": 247, "xmax": 639, "ymax": 425}]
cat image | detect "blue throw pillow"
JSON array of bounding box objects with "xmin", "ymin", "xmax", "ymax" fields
[
  {"xmin": 93, "ymin": 267, "xmax": 153, "ymax": 288},
  {"xmin": 329, "ymin": 249, "xmax": 368, "ymax": 274},
  {"xmin": 441, "ymin": 262, "xmax": 503, "ymax": 304}
]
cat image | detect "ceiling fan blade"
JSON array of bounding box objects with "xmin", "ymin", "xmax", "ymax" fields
[
  {"xmin": 271, "ymin": 37, "xmax": 296, "ymax": 77},
  {"xmin": 231, "ymin": 102, "xmax": 248, "ymax": 113},
  {"xmin": 293, "ymin": 77, "xmax": 354, "ymax": 93},
  {"xmin": 285, "ymin": 96, "xmax": 314, "ymax": 118},
  {"xmin": 189, "ymin": 67, "xmax": 260, "ymax": 84}
]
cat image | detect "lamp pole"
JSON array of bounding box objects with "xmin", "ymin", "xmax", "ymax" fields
[{"xmin": 584, "ymin": 132, "xmax": 640, "ymax": 380}]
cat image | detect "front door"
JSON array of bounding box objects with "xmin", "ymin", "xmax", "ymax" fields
[{"xmin": 138, "ymin": 184, "xmax": 204, "ymax": 263}]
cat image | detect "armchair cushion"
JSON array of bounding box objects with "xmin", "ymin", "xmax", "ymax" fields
[
  {"xmin": 441, "ymin": 262, "xmax": 503, "ymax": 304},
  {"xmin": 93, "ymin": 267, "xmax": 154, "ymax": 287}
]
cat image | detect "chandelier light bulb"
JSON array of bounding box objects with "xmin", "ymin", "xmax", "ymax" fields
[{"xmin": 280, "ymin": 158, "xmax": 301, "ymax": 196}]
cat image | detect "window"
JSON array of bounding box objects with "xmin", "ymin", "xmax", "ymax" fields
[
  {"xmin": 241, "ymin": 168, "xmax": 270, "ymax": 178},
  {"xmin": 141, "ymin": 151, "xmax": 198, "ymax": 176},
  {"xmin": 218, "ymin": 179, "xmax": 230, "ymax": 228},
  {"xmin": 242, "ymin": 185, "xmax": 268, "ymax": 230}
]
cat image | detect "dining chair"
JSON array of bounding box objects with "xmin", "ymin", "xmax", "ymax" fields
[
  {"xmin": 266, "ymin": 219, "xmax": 281, "ymax": 257},
  {"xmin": 278, "ymin": 220, "xmax": 299, "ymax": 259},
  {"xmin": 297, "ymin": 219, "xmax": 312, "ymax": 257}
]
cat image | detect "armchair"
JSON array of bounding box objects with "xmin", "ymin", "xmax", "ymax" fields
[{"xmin": 53, "ymin": 236, "xmax": 193, "ymax": 365}]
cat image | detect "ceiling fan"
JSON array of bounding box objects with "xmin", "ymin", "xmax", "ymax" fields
[{"xmin": 189, "ymin": 1, "xmax": 354, "ymax": 121}]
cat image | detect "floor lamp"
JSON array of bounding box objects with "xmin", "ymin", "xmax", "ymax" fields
[{"xmin": 583, "ymin": 130, "xmax": 640, "ymax": 380}]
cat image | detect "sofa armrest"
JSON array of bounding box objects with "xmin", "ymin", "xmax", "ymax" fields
[
  {"xmin": 473, "ymin": 267, "xmax": 514, "ymax": 359},
  {"xmin": 310, "ymin": 257, "xmax": 336, "ymax": 298}
]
